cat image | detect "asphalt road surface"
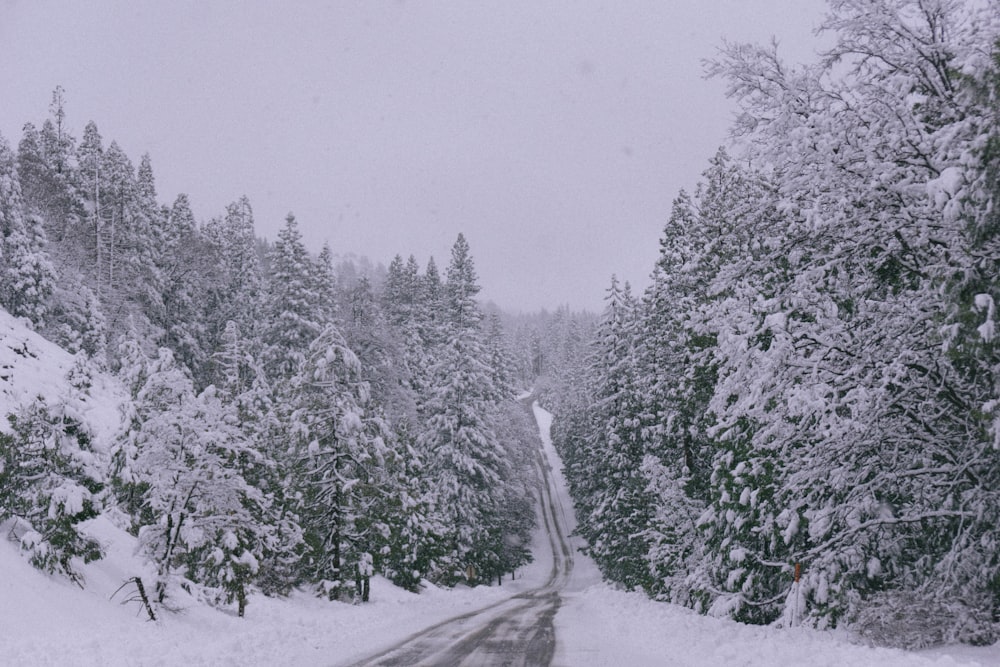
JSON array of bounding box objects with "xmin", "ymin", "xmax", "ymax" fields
[{"xmin": 348, "ymin": 401, "xmax": 574, "ymax": 667}]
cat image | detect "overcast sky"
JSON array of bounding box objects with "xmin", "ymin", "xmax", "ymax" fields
[{"xmin": 0, "ymin": 1, "xmax": 828, "ymax": 312}]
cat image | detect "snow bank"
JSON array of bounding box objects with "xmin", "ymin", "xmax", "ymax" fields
[
  {"xmin": 555, "ymin": 585, "xmax": 995, "ymax": 667},
  {"xmin": 1, "ymin": 509, "xmax": 552, "ymax": 667}
]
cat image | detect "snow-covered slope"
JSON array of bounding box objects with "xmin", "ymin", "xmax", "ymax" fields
[
  {"xmin": 1, "ymin": 511, "xmax": 553, "ymax": 666},
  {"xmin": 0, "ymin": 310, "xmax": 123, "ymax": 442}
]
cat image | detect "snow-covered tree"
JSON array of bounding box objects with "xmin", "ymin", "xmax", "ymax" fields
[
  {"xmin": 0, "ymin": 396, "xmax": 103, "ymax": 584},
  {"xmin": 214, "ymin": 319, "xmax": 302, "ymax": 596},
  {"xmin": 262, "ymin": 213, "xmax": 322, "ymax": 382},
  {"xmin": 201, "ymin": 196, "xmax": 264, "ymax": 387},
  {"xmin": 417, "ymin": 235, "xmax": 511, "ymax": 583},
  {"xmin": 0, "ymin": 133, "xmax": 55, "ymax": 325},
  {"xmin": 155, "ymin": 193, "xmax": 209, "ymax": 376},
  {"xmin": 569, "ymin": 276, "xmax": 655, "ymax": 590},
  {"xmin": 112, "ymin": 347, "xmax": 276, "ymax": 614},
  {"xmin": 291, "ymin": 324, "xmax": 392, "ymax": 601}
]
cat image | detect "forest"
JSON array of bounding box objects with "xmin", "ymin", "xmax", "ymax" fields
[
  {"xmin": 0, "ymin": 87, "xmax": 544, "ymax": 616},
  {"xmin": 1, "ymin": 0, "xmax": 999, "ymax": 652},
  {"xmin": 537, "ymin": 0, "xmax": 1000, "ymax": 649}
]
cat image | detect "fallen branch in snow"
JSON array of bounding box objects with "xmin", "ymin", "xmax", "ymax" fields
[{"xmin": 111, "ymin": 576, "xmax": 157, "ymax": 622}]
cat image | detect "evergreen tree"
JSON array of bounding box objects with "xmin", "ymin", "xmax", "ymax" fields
[
  {"xmin": 571, "ymin": 276, "xmax": 654, "ymax": 590},
  {"xmin": 202, "ymin": 196, "xmax": 264, "ymax": 385},
  {"xmin": 0, "ymin": 134, "xmax": 55, "ymax": 325},
  {"xmin": 382, "ymin": 254, "xmax": 433, "ymax": 418},
  {"xmin": 0, "ymin": 395, "xmax": 103, "ymax": 584},
  {"xmin": 262, "ymin": 213, "xmax": 322, "ymax": 382},
  {"xmin": 214, "ymin": 320, "xmax": 302, "ymax": 596},
  {"xmin": 75, "ymin": 121, "xmax": 105, "ymax": 295},
  {"xmin": 291, "ymin": 324, "xmax": 392, "ymax": 601},
  {"xmin": 311, "ymin": 242, "xmax": 338, "ymax": 326},
  {"xmin": 378, "ymin": 425, "xmax": 437, "ymax": 591},
  {"xmin": 112, "ymin": 347, "xmax": 276, "ymax": 613},
  {"xmin": 155, "ymin": 194, "xmax": 208, "ymax": 376},
  {"xmin": 44, "ymin": 86, "xmax": 74, "ymax": 176},
  {"xmin": 417, "ymin": 235, "xmax": 509, "ymax": 583}
]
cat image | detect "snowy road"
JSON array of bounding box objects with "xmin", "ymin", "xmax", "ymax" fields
[{"xmin": 349, "ymin": 400, "xmax": 574, "ymax": 667}]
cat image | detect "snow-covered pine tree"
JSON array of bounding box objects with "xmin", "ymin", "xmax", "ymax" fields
[
  {"xmin": 378, "ymin": 423, "xmax": 438, "ymax": 592},
  {"xmin": 290, "ymin": 324, "xmax": 392, "ymax": 601},
  {"xmin": 202, "ymin": 196, "xmax": 265, "ymax": 386},
  {"xmin": 262, "ymin": 213, "xmax": 322, "ymax": 383},
  {"xmin": 642, "ymin": 151, "xmax": 792, "ymax": 621},
  {"xmin": 572, "ymin": 276, "xmax": 655, "ymax": 591},
  {"xmin": 419, "ymin": 256, "xmax": 445, "ymax": 353},
  {"xmin": 16, "ymin": 103, "xmax": 113, "ymax": 361},
  {"xmin": 20, "ymin": 88, "xmax": 82, "ymax": 251},
  {"xmin": 44, "ymin": 87, "xmax": 74, "ymax": 176},
  {"xmin": 214, "ymin": 320, "xmax": 302, "ymax": 597},
  {"xmin": 382, "ymin": 254, "xmax": 413, "ymax": 327},
  {"xmin": 381, "ymin": 254, "xmax": 435, "ymax": 421},
  {"xmin": 0, "ymin": 133, "xmax": 56, "ymax": 326},
  {"xmin": 154, "ymin": 193, "xmax": 210, "ymax": 378},
  {"xmin": 417, "ymin": 234, "xmax": 510, "ymax": 584},
  {"xmin": 16, "ymin": 119, "xmax": 80, "ymax": 249},
  {"xmin": 343, "ymin": 274, "xmax": 417, "ymax": 428},
  {"xmin": 0, "ymin": 394, "xmax": 103, "ymax": 584},
  {"xmin": 637, "ymin": 190, "xmax": 714, "ymax": 606},
  {"xmin": 95, "ymin": 141, "xmax": 161, "ymax": 345},
  {"xmin": 693, "ymin": 0, "xmax": 1000, "ymax": 639},
  {"xmin": 311, "ymin": 242, "xmax": 338, "ymax": 327}
]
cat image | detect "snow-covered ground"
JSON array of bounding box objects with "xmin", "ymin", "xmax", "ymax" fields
[
  {"xmin": 0, "ymin": 513, "xmax": 553, "ymax": 667},
  {"xmin": 1, "ymin": 309, "xmax": 998, "ymax": 665},
  {"xmin": 0, "ymin": 311, "xmax": 122, "ymax": 441}
]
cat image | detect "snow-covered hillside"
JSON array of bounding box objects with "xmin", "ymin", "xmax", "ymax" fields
[
  {"xmin": 0, "ymin": 309, "xmax": 122, "ymax": 441},
  {"xmin": 0, "ymin": 512, "xmax": 552, "ymax": 666}
]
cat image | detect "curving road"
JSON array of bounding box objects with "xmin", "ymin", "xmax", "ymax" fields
[{"xmin": 348, "ymin": 400, "xmax": 574, "ymax": 667}]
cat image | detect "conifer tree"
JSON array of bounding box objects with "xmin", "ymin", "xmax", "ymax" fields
[
  {"xmin": 571, "ymin": 276, "xmax": 654, "ymax": 590},
  {"xmin": 0, "ymin": 134, "xmax": 55, "ymax": 326},
  {"xmin": 291, "ymin": 324, "xmax": 392, "ymax": 600},
  {"xmin": 382, "ymin": 254, "xmax": 433, "ymax": 414},
  {"xmin": 75, "ymin": 121, "xmax": 105, "ymax": 295},
  {"xmin": 0, "ymin": 395, "xmax": 103, "ymax": 584},
  {"xmin": 311, "ymin": 242, "xmax": 338, "ymax": 326},
  {"xmin": 202, "ymin": 196, "xmax": 264, "ymax": 386},
  {"xmin": 417, "ymin": 235, "xmax": 509, "ymax": 582},
  {"xmin": 263, "ymin": 213, "xmax": 322, "ymax": 382},
  {"xmin": 155, "ymin": 193, "xmax": 208, "ymax": 376},
  {"xmin": 112, "ymin": 347, "xmax": 276, "ymax": 613},
  {"xmin": 214, "ymin": 320, "xmax": 302, "ymax": 595}
]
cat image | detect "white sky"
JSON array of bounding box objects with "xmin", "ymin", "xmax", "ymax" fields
[{"xmin": 0, "ymin": 1, "xmax": 828, "ymax": 312}]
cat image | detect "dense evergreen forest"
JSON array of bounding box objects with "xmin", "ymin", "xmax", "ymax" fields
[
  {"xmin": 0, "ymin": 88, "xmax": 544, "ymax": 615},
  {"xmin": 537, "ymin": 0, "xmax": 1000, "ymax": 649}
]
